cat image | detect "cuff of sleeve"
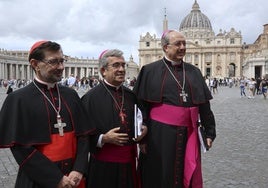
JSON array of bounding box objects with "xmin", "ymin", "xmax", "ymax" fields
[{"xmin": 97, "ymin": 134, "xmax": 104, "ymax": 148}]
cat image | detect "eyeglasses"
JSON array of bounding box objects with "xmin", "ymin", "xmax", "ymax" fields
[
  {"xmin": 107, "ymin": 62, "xmax": 126, "ymax": 69},
  {"xmin": 41, "ymin": 58, "xmax": 67, "ymax": 66},
  {"xmin": 168, "ymin": 41, "xmax": 186, "ymax": 48}
]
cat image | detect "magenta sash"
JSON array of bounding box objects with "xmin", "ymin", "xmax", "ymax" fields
[
  {"xmin": 93, "ymin": 144, "xmax": 138, "ymax": 188},
  {"xmin": 150, "ymin": 103, "xmax": 203, "ymax": 188},
  {"xmin": 93, "ymin": 144, "xmax": 136, "ymax": 163}
]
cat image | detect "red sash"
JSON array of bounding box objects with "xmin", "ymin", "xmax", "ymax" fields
[
  {"xmin": 36, "ymin": 132, "xmax": 86, "ymax": 188},
  {"xmin": 36, "ymin": 131, "xmax": 77, "ymax": 162}
]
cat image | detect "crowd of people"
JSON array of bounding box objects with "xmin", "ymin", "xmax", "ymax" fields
[
  {"xmin": 3, "ymin": 74, "xmax": 267, "ymax": 101},
  {"xmin": 204, "ymin": 76, "xmax": 268, "ymax": 99},
  {"xmin": 1, "ymin": 75, "xmax": 137, "ymax": 95},
  {"xmin": 0, "ymin": 30, "xmax": 266, "ymax": 188}
]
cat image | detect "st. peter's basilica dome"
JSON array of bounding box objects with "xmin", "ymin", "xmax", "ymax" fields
[{"xmin": 179, "ymin": 0, "xmax": 213, "ymax": 33}]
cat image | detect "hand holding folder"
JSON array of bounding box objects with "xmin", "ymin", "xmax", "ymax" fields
[
  {"xmin": 197, "ymin": 120, "xmax": 210, "ymax": 153},
  {"xmin": 134, "ymin": 104, "xmax": 142, "ymax": 138}
]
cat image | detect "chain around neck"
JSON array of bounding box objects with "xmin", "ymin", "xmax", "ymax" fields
[
  {"xmin": 33, "ymin": 80, "xmax": 61, "ymax": 116},
  {"xmin": 101, "ymin": 81, "xmax": 124, "ymax": 112},
  {"xmin": 162, "ymin": 58, "xmax": 186, "ymax": 91}
]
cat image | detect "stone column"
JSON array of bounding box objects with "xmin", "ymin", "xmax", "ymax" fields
[
  {"xmin": 16, "ymin": 64, "xmax": 19, "ymax": 79},
  {"xmin": 0, "ymin": 63, "xmax": 3, "ymax": 79}
]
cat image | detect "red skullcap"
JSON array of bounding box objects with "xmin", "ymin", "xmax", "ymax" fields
[
  {"xmin": 29, "ymin": 40, "xmax": 48, "ymax": 55},
  {"xmin": 99, "ymin": 49, "xmax": 109, "ymax": 59}
]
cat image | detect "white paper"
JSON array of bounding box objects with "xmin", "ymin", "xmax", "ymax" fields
[
  {"xmin": 134, "ymin": 104, "xmax": 143, "ymax": 138},
  {"xmin": 198, "ymin": 126, "xmax": 207, "ymax": 153}
]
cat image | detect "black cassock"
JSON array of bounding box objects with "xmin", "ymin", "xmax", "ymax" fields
[
  {"xmin": 81, "ymin": 81, "xmax": 139, "ymax": 188},
  {"xmin": 133, "ymin": 58, "xmax": 216, "ymax": 188},
  {"xmin": 0, "ymin": 80, "xmax": 95, "ymax": 188}
]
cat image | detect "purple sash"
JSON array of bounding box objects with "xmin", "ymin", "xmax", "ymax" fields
[{"xmin": 150, "ymin": 103, "xmax": 203, "ymax": 188}]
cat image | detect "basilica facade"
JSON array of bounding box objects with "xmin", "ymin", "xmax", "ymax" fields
[
  {"xmin": 138, "ymin": 0, "xmax": 268, "ymax": 79},
  {"xmin": 242, "ymin": 24, "xmax": 268, "ymax": 79}
]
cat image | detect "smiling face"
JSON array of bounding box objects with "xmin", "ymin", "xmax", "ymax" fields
[
  {"xmin": 163, "ymin": 31, "xmax": 186, "ymax": 62},
  {"xmin": 30, "ymin": 49, "xmax": 65, "ymax": 83},
  {"xmin": 101, "ymin": 56, "xmax": 126, "ymax": 86}
]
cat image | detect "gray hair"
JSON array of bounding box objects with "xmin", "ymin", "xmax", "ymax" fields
[
  {"xmin": 161, "ymin": 30, "xmax": 176, "ymax": 48},
  {"xmin": 99, "ymin": 49, "xmax": 124, "ymax": 69}
]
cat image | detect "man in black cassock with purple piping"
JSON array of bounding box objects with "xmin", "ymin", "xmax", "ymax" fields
[
  {"xmin": 133, "ymin": 30, "xmax": 216, "ymax": 188},
  {"xmin": 81, "ymin": 49, "xmax": 147, "ymax": 188}
]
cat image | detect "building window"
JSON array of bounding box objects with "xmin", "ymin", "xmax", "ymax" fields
[
  {"xmin": 205, "ymin": 53, "xmax": 212, "ymax": 62},
  {"xmin": 206, "ymin": 67, "xmax": 211, "ymax": 77},
  {"xmin": 186, "ymin": 54, "xmax": 192, "ymax": 62},
  {"xmin": 217, "ymin": 54, "xmax": 221, "ymax": 62},
  {"xmin": 146, "ymin": 42, "xmax": 150, "ymax": 47},
  {"xmin": 217, "ymin": 41, "xmax": 221, "ymax": 44},
  {"xmin": 230, "ymin": 52, "xmax": 236, "ymax": 61},
  {"xmin": 194, "ymin": 54, "xmax": 199, "ymax": 63},
  {"xmin": 230, "ymin": 38, "xmax": 235, "ymax": 44}
]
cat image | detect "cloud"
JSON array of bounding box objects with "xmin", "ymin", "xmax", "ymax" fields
[{"xmin": 0, "ymin": 0, "xmax": 268, "ymax": 61}]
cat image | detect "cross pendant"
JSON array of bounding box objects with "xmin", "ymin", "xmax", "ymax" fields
[
  {"xmin": 119, "ymin": 111, "xmax": 127, "ymax": 125},
  {"xmin": 54, "ymin": 115, "xmax": 66, "ymax": 136},
  {"xmin": 180, "ymin": 90, "xmax": 188, "ymax": 102}
]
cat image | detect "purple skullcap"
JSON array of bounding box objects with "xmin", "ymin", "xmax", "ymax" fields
[
  {"xmin": 161, "ymin": 30, "xmax": 171, "ymax": 38},
  {"xmin": 99, "ymin": 49, "xmax": 109, "ymax": 59},
  {"xmin": 29, "ymin": 40, "xmax": 48, "ymax": 55}
]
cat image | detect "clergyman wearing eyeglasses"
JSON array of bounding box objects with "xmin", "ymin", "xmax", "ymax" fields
[
  {"xmin": 0, "ymin": 40, "xmax": 95, "ymax": 188},
  {"xmin": 81, "ymin": 49, "xmax": 147, "ymax": 188},
  {"xmin": 133, "ymin": 30, "xmax": 216, "ymax": 188}
]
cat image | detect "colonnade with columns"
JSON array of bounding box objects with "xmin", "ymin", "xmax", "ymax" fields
[
  {"xmin": 0, "ymin": 58, "xmax": 100, "ymax": 81},
  {"xmin": 63, "ymin": 65, "xmax": 99, "ymax": 79},
  {"xmin": 0, "ymin": 61, "xmax": 33, "ymax": 80},
  {"xmin": 1, "ymin": 52, "xmax": 139, "ymax": 81}
]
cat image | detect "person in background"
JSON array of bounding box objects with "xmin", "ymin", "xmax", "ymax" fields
[
  {"xmin": 67, "ymin": 74, "xmax": 76, "ymax": 89},
  {"xmin": 247, "ymin": 78, "xmax": 256, "ymax": 99},
  {"xmin": 239, "ymin": 77, "xmax": 247, "ymax": 98},
  {"xmin": 255, "ymin": 77, "xmax": 262, "ymax": 95},
  {"xmin": 212, "ymin": 77, "xmax": 218, "ymax": 94},
  {"xmin": 6, "ymin": 83, "xmax": 13, "ymax": 94},
  {"xmin": 133, "ymin": 30, "xmax": 216, "ymax": 188},
  {"xmin": 0, "ymin": 40, "xmax": 95, "ymax": 188},
  {"xmin": 259, "ymin": 76, "xmax": 268, "ymax": 99},
  {"xmin": 81, "ymin": 49, "xmax": 147, "ymax": 188}
]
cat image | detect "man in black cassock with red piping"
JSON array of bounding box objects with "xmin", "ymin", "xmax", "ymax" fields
[{"xmin": 0, "ymin": 41, "xmax": 95, "ymax": 188}]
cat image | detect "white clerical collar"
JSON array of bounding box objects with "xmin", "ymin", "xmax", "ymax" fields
[
  {"xmin": 165, "ymin": 56, "xmax": 183, "ymax": 66},
  {"xmin": 35, "ymin": 77, "xmax": 56, "ymax": 89},
  {"xmin": 103, "ymin": 79, "xmax": 122, "ymax": 90}
]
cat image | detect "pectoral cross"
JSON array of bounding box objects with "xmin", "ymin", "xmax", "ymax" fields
[
  {"xmin": 54, "ymin": 114, "xmax": 66, "ymax": 136},
  {"xmin": 180, "ymin": 90, "xmax": 188, "ymax": 102},
  {"xmin": 119, "ymin": 111, "xmax": 127, "ymax": 125}
]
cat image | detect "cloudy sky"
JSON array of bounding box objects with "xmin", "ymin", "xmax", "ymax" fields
[{"xmin": 0, "ymin": 0, "xmax": 267, "ymax": 62}]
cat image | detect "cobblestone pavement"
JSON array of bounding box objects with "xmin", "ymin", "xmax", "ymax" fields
[{"xmin": 0, "ymin": 86, "xmax": 267, "ymax": 188}]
